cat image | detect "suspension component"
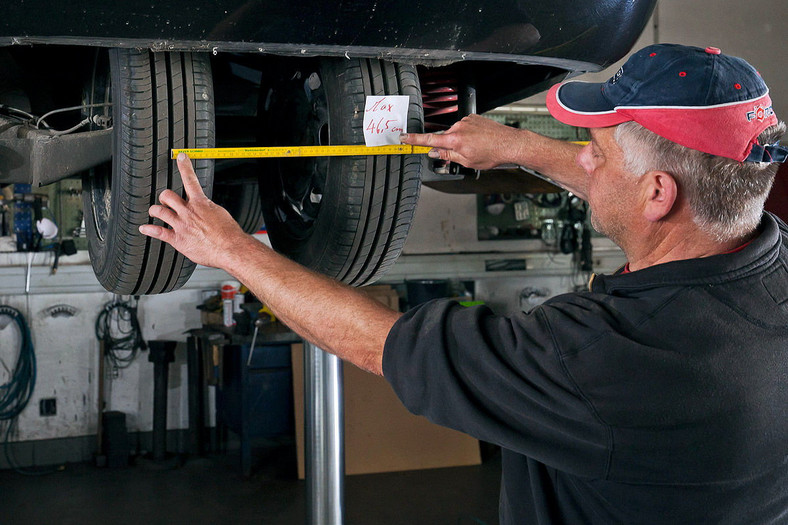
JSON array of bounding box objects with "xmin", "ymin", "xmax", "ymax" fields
[{"xmin": 419, "ymin": 68, "xmax": 460, "ymax": 132}]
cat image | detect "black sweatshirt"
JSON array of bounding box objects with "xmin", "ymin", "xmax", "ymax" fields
[{"xmin": 383, "ymin": 212, "xmax": 788, "ymax": 524}]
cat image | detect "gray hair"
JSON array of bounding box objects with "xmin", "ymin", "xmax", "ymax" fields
[{"xmin": 614, "ymin": 121, "xmax": 785, "ymax": 242}]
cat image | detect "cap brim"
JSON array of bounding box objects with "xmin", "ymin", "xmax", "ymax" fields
[{"xmin": 546, "ymin": 82, "xmax": 630, "ymax": 128}]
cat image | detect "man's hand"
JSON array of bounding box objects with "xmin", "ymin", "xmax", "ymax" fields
[
  {"xmin": 400, "ymin": 114, "xmax": 524, "ymax": 170},
  {"xmin": 139, "ymin": 153, "xmax": 247, "ymax": 269}
]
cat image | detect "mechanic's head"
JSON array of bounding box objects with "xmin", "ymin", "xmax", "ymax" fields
[{"xmin": 547, "ymin": 43, "xmax": 786, "ymax": 242}]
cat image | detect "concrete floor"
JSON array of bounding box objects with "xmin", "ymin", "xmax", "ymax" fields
[{"xmin": 1, "ymin": 442, "xmax": 501, "ymax": 525}]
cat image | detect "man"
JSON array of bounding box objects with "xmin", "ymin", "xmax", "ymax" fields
[{"xmin": 141, "ymin": 44, "xmax": 788, "ymax": 524}]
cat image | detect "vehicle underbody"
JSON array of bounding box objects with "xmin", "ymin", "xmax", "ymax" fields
[{"xmin": 0, "ymin": 1, "xmax": 656, "ymax": 294}]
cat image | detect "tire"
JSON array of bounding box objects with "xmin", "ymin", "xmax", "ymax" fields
[
  {"xmin": 82, "ymin": 49, "xmax": 215, "ymax": 295},
  {"xmin": 213, "ymin": 176, "xmax": 264, "ymax": 234},
  {"xmin": 258, "ymin": 58, "xmax": 423, "ymax": 286}
]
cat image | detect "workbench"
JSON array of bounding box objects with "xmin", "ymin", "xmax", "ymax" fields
[{"xmin": 188, "ymin": 324, "xmax": 301, "ymax": 476}]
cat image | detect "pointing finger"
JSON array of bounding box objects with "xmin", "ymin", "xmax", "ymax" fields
[
  {"xmin": 176, "ymin": 153, "xmax": 207, "ymax": 200},
  {"xmin": 400, "ymin": 131, "xmax": 452, "ymax": 150}
]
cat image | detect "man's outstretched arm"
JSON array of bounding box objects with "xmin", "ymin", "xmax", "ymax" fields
[
  {"xmin": 401, "ymin": 114, "xmax": 589, "ymax": 198},
  {"xmin": 140, "ymin": 154, "xmax": 401, "ymax": 376}
]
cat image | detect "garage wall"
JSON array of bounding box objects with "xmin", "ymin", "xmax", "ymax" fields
[
  {"xmin": 0, "ymin": 280, "xmax": 216, "ymax": 466},
  {"xmin": 657, "ymin": 0, "xmax": 787, "ymax": 119},
  {"xmin": 0, "ymin": 292, "xmax": 104, "ymax": 442}
]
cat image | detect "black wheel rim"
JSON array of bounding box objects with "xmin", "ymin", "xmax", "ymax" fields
[
  {"xmin": 86, "ymin": 168, "xmax": 111, "ymax": 243},
  {"xmin": 83, "ymin": 50, "xmax": 113, "ymax": 244},
  {"xmin": 265, "ymin": 68, "xmax": 329, "ymax": 240}
]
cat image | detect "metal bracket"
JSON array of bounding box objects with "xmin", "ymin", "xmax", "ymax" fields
[{"xmin": 0, "ymin": 116, "xmax": 112, "ymax": 186}]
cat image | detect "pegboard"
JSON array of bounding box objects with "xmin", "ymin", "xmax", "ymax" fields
[
  {"xmin": 51, "ymin": 179, "xmax": 87, "ymax": 251},
  {"xmin": 3, "ymin": 179, "xmax": 87, "ymax": 252},
  {"xmin": 13, "ymin": 184, "xmax": 33, "ymax": 251},
  {"xmin": 485, "ymin": 113, "xmax": 589, "ymax": 142}
]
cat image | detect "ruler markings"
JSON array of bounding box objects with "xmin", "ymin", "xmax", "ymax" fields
[{"xmin": 171, "ymin": 144, "xmax": 432, "ymax": 159}]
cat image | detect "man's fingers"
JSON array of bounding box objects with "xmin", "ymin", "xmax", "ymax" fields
[
  {"xmin": 431, "ymin": 148, "xmax": 466, "ymax": 165},
  {"xmin": 139, "ymin": 223, "xmax": 174, "ymax": 244},
  {"xmin": 147, "ymin": 204, "xmax": 179, "ymax": 227},
  {"xmin": 176, "ymin": 153, "xmax": 207, "ymax": 200},
  {"xmin": 158, "ymin": 189, "xmax": 188, "ymax": 213}
]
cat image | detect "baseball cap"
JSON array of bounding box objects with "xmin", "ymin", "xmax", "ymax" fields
[{"xmin": 546, "ymin": 43, "xmax": 787, "ymax": 163}]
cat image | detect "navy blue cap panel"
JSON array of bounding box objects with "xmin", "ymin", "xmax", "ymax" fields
[
  {"xmin": 598, "ymin": 44, "xmax": 769, "ymax": 109},
  {"xmin": 705, "ymin": 56, "xmax": 768, "ymax": 105},
  {"xmin": 558, "ymin": 81, "xmax": 616, "ymax": 113}
]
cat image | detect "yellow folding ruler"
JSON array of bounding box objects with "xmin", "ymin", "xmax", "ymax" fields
[{"xmin": 171, "ymin": 144, "xmax": 432, "ymax": 159}]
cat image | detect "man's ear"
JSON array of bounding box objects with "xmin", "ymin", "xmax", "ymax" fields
[{"xmin": 641, "ymin": 170, "xmax": 678, "ymax": 222}]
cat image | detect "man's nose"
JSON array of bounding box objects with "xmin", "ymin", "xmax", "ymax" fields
[{"xmin": 576, "ymin": 143, "xmax": 594, "ymax": 174}]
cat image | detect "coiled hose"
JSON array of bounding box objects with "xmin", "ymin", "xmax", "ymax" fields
[
  {"xmin": 0, "ymin": 306, "xmax": 36, "ymax": 421},
  {"xmin": 0, "ymin": 305, "xmax": 50, "ymax": 474}
]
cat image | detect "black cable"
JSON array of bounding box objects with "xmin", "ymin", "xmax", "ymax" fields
[{"xmin": 95, "ymin": 300, "xmax": 146, "ymax": 370}]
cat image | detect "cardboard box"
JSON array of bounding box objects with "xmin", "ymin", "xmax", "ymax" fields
[
  {"xmin": 359, "ymin": 284, "xmax": 401, "ymax": 312},
  {"xmin": 292, "ymin": 344, "xmax": 481, "ymax": 477}
]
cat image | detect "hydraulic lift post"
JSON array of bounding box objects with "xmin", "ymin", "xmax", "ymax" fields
[{"xmin": 304, "ymin": 342, "xmax": 345, "ymax": 525}]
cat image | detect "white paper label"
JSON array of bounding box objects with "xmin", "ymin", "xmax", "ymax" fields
[{"xmin": 362, "ymin": 95, "xmax": 410, "ymax": 146}]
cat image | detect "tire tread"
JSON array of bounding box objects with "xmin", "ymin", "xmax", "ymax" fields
[{"xmin": 84, "ymin": 49, "xmax": 215, "ymax": 295}]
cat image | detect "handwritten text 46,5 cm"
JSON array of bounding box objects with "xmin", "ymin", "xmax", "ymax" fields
[{"xmin": 366, "ymin": 117, "xmax": 403, "ymax": 135}]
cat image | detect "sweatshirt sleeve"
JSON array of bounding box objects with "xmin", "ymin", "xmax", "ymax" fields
[{"xmin": 382, "ymin": 298, "xmax": 610, "ymax": 478}]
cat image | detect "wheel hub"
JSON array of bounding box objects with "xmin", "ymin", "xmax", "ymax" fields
[{"xmin": 268, "ymin": 67, "xmax": 329, "ymax": 234}]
